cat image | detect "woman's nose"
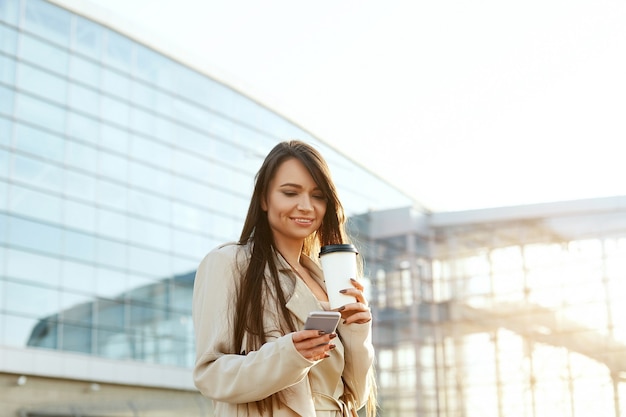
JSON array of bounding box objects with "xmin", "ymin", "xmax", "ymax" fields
[{"xmin": 297, "ymin": 195, "xmax": 313, "ymax": 211}]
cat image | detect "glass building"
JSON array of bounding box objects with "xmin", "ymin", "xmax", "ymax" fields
[
  {"xmin": 354, "ymin": 197, "xmax": 626, "ymax": 417},
  {"xmin": 0, "ymin": 0, "xmax": 413, "ymax": 415},
  {"xmin": 2, "ymin": 1, "xmax": 625, "ymax": 417}
]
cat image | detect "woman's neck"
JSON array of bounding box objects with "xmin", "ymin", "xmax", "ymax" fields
[{"xmin": 274, "ymin": 239, "xmax": 304, "ymax": 269}]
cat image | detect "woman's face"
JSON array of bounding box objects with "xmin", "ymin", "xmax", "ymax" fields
[{"xmin": 262, "ymin": 158, "xmax": 327, "ymax": 248}]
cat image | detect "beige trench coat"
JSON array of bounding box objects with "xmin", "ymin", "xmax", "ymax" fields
[{"xmin": 192, "ymin": 243, "xmax": 374, "ymax": 417}]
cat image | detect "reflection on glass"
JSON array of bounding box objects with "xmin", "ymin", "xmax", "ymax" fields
[
  {"xmin": 5, "ymin": 247, "xmax": 61, "ymax": 286},
  {"xmin": 0, "ymin": 84, "xmax": 14, "ymax": 115},
  {"xmin": 65, "ymin": 140, "xmax": 98, "ymax": 171},
  {"xmin": 103, "ymin": 29, "xmax": 132, "ymax": 72},
  {"xmin": 66, "ymin": 111, "xmax": 98, "ymax": 143},
  {"xmin": 17, "ymin": 62, "xmax": 67, "ymax": 105},
  {"xmin": 24, "ymin": 0, "xmax": 71, "ymax": 47},
  {"xmin": 61, "ymin": 259, "xmax": 96, "ymax": 294},
  {"xmin": 64, "ymin": 169, "xmax": 96, "ymax": 201},
  {"xmin": 0, "ymin": 54, "xmax": 15, "ymax": 85},
  {"xmin": 102, "ymin": 67, "xmax": 131, "ymax": 100},
  {"xmin": 14, "ymin": 122, "xmax": 65, "ymax": 162},
  {"xmin": 19, "ymin": 33, "xmax": 68, "ymax": 75},
  {"xmin": 10, "ymin": 155, "xmax": 63, "ymax": 193},
  {"xmin": 5, "ymin": 281, "xmax": 61, "ymax": 317},
  {"xmin": 9, "ymin": 184, "xmax": 63, "ymax": 224},
  {"xmin": 99, "ymin": 150, "xmax": 128, "ymax": 182},
  {"xmin": 68, "ymin": 83, "xmax": 99, "ymax": 116},
  {"xmin": 73, "ymin": 15, "xmax": 102, "ymax": 59},
  {"xmin": 15, "ymin": 93, "xmax": 65, "ymax": 133}
]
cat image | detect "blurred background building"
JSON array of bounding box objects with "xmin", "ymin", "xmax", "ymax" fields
[{"xmin": 1, "ymin": 0, "xmax": 625, "ymax": 416}]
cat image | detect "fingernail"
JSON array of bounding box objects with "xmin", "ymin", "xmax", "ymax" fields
[
  {"xmin": 338, "ymin": 306, "xmax": 345, "ymax": 311},
  {"xmin": 329, "ymin": 344, "xmax": 336, "ymax": 350},
  {"xmin": 343, "ymin": 320, "xmax": 347, "ymax": 325},
  {"xmin": 329, "ymin": 333, "xmax": 337, "ymax": 339},
  {"xmin": 318, "ymin": 330, "xmax": 326, "ymax": 335},
  {"xmin": 350, "ymin": 278, "xmax": 357, "ymax": 282},
  {"xmin": 339, "ymin": 289, "xmax": 347, "ymax": 294},
  {"xmin": 323, "ymin": 353, "xmax": 330, "ymax": 358}
]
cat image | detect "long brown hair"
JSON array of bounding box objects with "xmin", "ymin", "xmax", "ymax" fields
[{"xmin": 233, "ymin": 140, "xmax": 376, "ymax": 416}]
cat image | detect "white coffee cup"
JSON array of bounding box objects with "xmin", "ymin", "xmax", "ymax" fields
[{"xmin": 319, "ymin": 244, "xmax": 359, "ymax": 309}]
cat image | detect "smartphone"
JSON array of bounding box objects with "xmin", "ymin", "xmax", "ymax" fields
[{"xmin": 304, "ymin": 311, "xmax": 341, "ymax": 334}]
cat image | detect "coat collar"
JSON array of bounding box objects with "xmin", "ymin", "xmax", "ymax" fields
[{"xmin": 272, "ymin": 250, "xmax": 327, "ymax": 326}]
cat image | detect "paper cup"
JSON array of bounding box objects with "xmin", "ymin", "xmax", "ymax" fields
[{"xmin": 319, "ymin": 244, "xmax": 359, "ymax": 309}]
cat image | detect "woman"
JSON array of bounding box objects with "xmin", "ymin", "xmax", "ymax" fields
[{"xmin": 193, "ymin": 140, "xmax": 376, "ymax": 417}]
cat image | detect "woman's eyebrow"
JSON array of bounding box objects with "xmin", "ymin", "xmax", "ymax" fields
[{"xmin": 279, "ymin": 183, "xmax": 322, "ymax": 191}]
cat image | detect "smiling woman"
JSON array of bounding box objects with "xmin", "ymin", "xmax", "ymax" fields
[{"xmin": 192, "ymin": 140, "xmax": 377, "ymax": 417}]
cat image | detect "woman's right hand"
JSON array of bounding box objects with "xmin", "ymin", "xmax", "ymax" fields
[{"xmin": 292, "ymin": 330, "xmax": 337, "ymax": 361}]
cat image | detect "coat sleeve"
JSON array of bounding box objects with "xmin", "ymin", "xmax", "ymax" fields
[
  {"xmin": 192, "ymin": 246, "xmax": 316, "ymax": 403},
  {"xmin": 337, "ymin": 320, "xmax": 375, "ymax": 409}
]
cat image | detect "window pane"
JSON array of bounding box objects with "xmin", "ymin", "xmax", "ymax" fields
[
  {"xmin": 128, "ymin": 217, "xmax": 170, "ymax": 251},
  {"xmin": 17, "ymin": 62, "xmax": 67, "ymax": 105},
  {"xmin": 104, "ymin": 30, "xmax": 132, "ymax": 72},
  {"xmin": 64, "ymin": 169, "xmax": 96, "ymax": 201},
  {"xmin": 65, "ymin": 140, "xmax": 97, "ymax": 172},
  {"xmin": 68, "ymin": 83, "xmax": 99, "ymax": 117},
  {"xmin": 100, "ymin": 96, "xmax": 129, "ymax": 125},
  {"xmin": 0, "ymin": 84, "xmax": 14, "ymax": 115},
  {"xmin": 127, "ymin": 188, "xmax": 171, "ymax": 222},
  {"xmin": 97, "ymin": 208, "xmax": 127, "ymax": 241},
  {"xmin": 130, "ymin": 135, "xmax": 170, "ymax": 168},
  {"xmin": 0, "ymin": 0, "xmax": 19, "ymax": 25},
  {"xmin": 0, "ymin": 54, "xmax": 15, "ymax": 85},
  {"xmin": 99, "ymin": 150, "xmax": 128, "ymax": 182},
  {"xmin": 3, "ymin": 313, "xmax": 55, "ymax": 348},
  {"xmin": 13, "ymin": 122, "xmax": 65, "ymax": 162},
  {"xmin": 96, "ymin": 178, "xmax": 127, "ymax": 211},
  {"xmin": 19, "ymin": 33, "xmax": 69, "ymax": 75},
  {"xmin": 7, "ymin": 216, "xmax": 63, "ymax": 255},
  {"xmin": 100, "ymin": 124, "xmax": 129, "ymax": 153},
  {"xmin": 8, "ymin": 184, "xmax": 63, "ymax": 223},
  {"xmin": 64, "ymin": 199, "xmax": 96, "ymax": 233},
  {"xmin": 96, "ymin": 269, "xmax": 128, "ymax": 298},
  {"xmin": 11, "ymin": 154, "xmax": 63, "ymax": 193},
  {"xmin": 61, "ymin": 259, "xmax": 97, "ymax": 294},
  {"xmin": 135, "ymin": 44, "xmax": 172, "ymax": 88},
  {"xmin": 0, "ymin": 25, "xmax": 18, "ymax": 55},
  {"xmin": 24, "ymin": 0, "xmax": 71, "ymax": 47},
  {"xmin": 0, "ymin": 116, "xmax": 11, "ymax": 147},
  {"xmin": 95, "ymin": 238, "xmax": 127, "ymax": 271},
  {"xmin": 70, "ymin": 55, "xmax": 100, "ymax": 87},
  {"xmin": 74, "ymin": 16, "xmax": 102, "ymax": 60},
  {"xmin": 129, "ymin": 161, "xmax": 171, "ymax": 192},
  {"xmin": 67, "ymin": 111, "xmax": 99, "ymax": 144},
  {"xmin": 63, "ymin": 229, "xmax": 96, "ymax": 262},
  {"xmin": 130, "ymin": 107, "xmax": 157, "ymax": 137},
  {"xmin": 15, "ymin": 93, "xmax": 65, "ymax": 133},
  {"xmin": 102, "ymin": 67, "xmax": 131, "ymax": 100},
  {"xmin": 5, "ymin": 247, "xmax": 62, "ymax": 286}
]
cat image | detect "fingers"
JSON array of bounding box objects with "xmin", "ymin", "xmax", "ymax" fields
[
  {"xmin": 339, "ymin": 278, "xmax": 368, "ymax": 304},
  {"xmin": 292, "ymin": 330, "xmax": 337, "ymax": 361},
  {"xmin": 337, "ymin": 302, "xmax": 372, "ymax": 324}
]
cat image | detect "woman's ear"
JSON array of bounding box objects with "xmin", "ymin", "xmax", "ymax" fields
[{"xmin": 260, "ymin": 197, "xmax": 267, "ymax": 212}]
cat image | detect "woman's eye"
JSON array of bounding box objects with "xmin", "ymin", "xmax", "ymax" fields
[
  {"xmin": 282, "ymin": 191, "xmax": 297, "ymax": 196},
  {"xmin": 313, "ymin": 194, "xmax": 326, "ymax": 200}
]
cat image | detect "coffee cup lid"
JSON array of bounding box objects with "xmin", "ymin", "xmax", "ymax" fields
[{"xmin": 319, "ymin": 244, "xmax": 358, "ymax": 256}]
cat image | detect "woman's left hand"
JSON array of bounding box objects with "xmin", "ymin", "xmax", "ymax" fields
[{"xmin": 335, "ymin": 278, "xmax": 372, "ymax": 324}]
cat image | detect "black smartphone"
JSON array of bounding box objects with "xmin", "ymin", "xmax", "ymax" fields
[{"xmin": 304, "ymin": 311, "xmax": 341, "ymax": 334}]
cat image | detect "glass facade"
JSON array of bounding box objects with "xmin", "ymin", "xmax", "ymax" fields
[
  {"xmin": 4, "ymin": 1, "xmax": 625, "ymax": 417},
  {"xmin": 0, "ymin": 0, "xmax": 413, "ymax": 373},
  {"xmin": 355, "ymin": 199, "xmax": 626, "ymax": 417}
]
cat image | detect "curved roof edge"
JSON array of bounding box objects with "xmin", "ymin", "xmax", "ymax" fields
[{"xmin": 46, "ymin": 0, "xmax": 420, "ymax": 211}]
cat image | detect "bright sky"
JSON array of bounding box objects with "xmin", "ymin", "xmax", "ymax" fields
[{"xmin": 83, "ymin": 0, "xmax": 626, "ymax": 212}]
